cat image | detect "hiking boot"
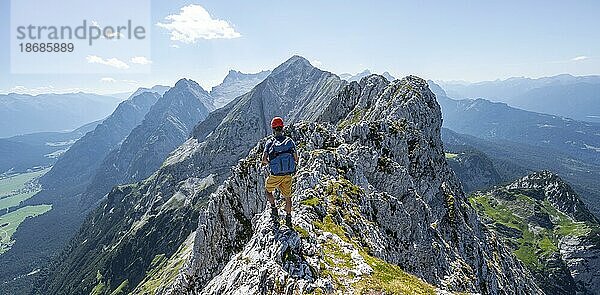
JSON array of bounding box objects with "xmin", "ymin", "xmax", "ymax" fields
[
  {"xmin": 285, "ymin": 214, "xmax": 292, "ymax": 228},
  {"xmin": 270, "ymin": 206, "xmax": 279, "ymax": 226}
]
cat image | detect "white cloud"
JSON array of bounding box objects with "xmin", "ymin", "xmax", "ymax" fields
[
  {"xmin": 170, "ymin": 44, "xmax": 180, "ymax": 48},
  {"xmin": 156, "ymin": 4, "xmax": 241, "ymax": 43},
  {"xmin": 100, "ymin": 77, "xmax": 116, "ymax": 83},
  {"xmin": 130, "ymin": 56, "xmax": 153, "ymax": 65},
  {"xmin": 311, "ymin": 60, "xmax": 323, "ymax": 67},
  {"xmin": 86, "ymin": 55, "xmax": 130, "ymax": 69},
  {"xmin": 571, "ymin": 56, "xmax": 589, "ymax": 61}
]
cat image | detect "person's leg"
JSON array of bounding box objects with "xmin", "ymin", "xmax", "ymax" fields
[
  {"xmin": 265, "ymin": 176, "xmax": 279, "ymax": 224},
  {"xmin": 284, "ymin": 195, "xmax": 292, "ymax": 215},
  {"xmin": 266, "ymin": 189, "xmax": 275, "ymax": 207},
  {"xmin": 281, "ymin": 175, "xmax": 293, "ymax": 227}
]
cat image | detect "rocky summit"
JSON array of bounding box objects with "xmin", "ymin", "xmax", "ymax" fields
[{"xmin": 470, "ymin": 171, "xmax": 600, "ymax": 294}]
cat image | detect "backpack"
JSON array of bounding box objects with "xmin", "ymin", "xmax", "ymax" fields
[{"xmin": 267, "ymin": 136, "xmax": 296, "ymax": 176}]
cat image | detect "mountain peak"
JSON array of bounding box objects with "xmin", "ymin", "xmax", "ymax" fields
[
  {"xmin": 171, "ymin": 78, "xmax": 210, "ymax": 98},
  {"xmin": 222, "ymin": 69, "xmax": 271, "ymax": 84},
  {"xmin": 271, "ymin": 55, "xmax": 314, "ymax": 75},
  {"xmin": 174, "ymin": 78, "xmax": 202, "ymax": 90}
]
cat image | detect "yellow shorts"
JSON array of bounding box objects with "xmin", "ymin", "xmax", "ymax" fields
[{"xmin": 266, "ymin": 175, "xmax": 293, "ymax": 198}]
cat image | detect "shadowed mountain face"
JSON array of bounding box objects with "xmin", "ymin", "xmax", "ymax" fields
[
  {"xmin": 80, "ymin": 79, "xmax": 213, "ymax": 209},
  {"xmin": 0, "ymin": 92, "xmax": 124, "ymax": 138},
  {"xmin": 39, "ymin": 92, "xmax": 161, "ymax": 193},
  {"xmin": 438, "ymin": 75, "xmax": 600, "ymax": 123},
  {"xmin": 470, "ymin": 171, "xmax": 600, "ymax": 294},
  {"xmin": 40, "ymin": 60, "xmax": 542, "ymax": 295}
]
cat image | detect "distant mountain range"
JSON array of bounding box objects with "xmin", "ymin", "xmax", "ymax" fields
[
  {"xmin": 438, "ymin": 74, "xmax": 600, "ymax": 123},
  {"xmin": 0, "ymin": 92, "xmax": 124, "ymax": 138},
  {"xmin": 429, "ymin": 81, "xmax": 600, "ymax": 167},
  {"xmin": 0, "ymin": 120, "xmax": 100, "ymax": 175},
  {"xmin": 340, "ymin": 69, "xmax": 395, "ymax": 82},
  {"xmin": 80, "ymin": 79, "xmax": 213, "ymax": 209}
]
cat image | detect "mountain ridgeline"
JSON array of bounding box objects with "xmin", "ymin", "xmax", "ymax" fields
[
  {"xmin": 39, "ymin": 56, "xmax": 545, "ymax": 294},
  {"xmin": 0, "ymin": 92, "xmax": 124, "ymax": 138},
  {"xmin": 40, "ymin": 55, "xmax": 346, "ymax": 294},
  {"xmin": 438, "ymin": 75, "xmax": 600, "ymax": 123}
]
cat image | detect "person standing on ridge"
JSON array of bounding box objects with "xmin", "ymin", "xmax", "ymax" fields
[{"xmin": 262, "ymin": 117, "xmax": 298, "ymax": 228}]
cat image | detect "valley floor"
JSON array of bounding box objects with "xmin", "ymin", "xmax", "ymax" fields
[{"xmin": 0, "ymin": 168, "xmax": 52, "ymax": 254}]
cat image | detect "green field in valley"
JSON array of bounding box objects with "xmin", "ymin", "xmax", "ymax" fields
[
  {"xmin": 1, "ymin": 205, "xmax": 52, "ymax": 254},
  {"xmin": 0, "ymin": 168, "xmax": 52, "ymax": 254},
  {"xmin": 0, "ymin": 168, "xmax": 48, "ymax": 196}
]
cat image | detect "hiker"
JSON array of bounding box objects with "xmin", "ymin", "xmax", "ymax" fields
[{"xmin": 262, "ymin": 117, "xmax": 298, "ymax": 228}]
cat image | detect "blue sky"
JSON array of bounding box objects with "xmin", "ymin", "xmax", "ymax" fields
[{"xmin": 1, "ymin": 0, "xmax": 599, "ymax": 95}]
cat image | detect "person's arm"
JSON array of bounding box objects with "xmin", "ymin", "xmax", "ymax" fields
[
  {"xmin": 262, "ymin": 140, "xmax": 271, "ymax": 166},
  {"xmin": 292, "ymin": 139, "xmax": 299, "ymax": 165}
]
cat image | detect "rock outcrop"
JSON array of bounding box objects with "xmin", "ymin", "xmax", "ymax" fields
[{"xmin": 471, "ymin": 171, "xmax": 600, "ymax": 294}]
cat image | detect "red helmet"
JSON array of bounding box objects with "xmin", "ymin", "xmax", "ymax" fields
[{"xmin": 271, "ymin": 117, "xmax": 284, "ymax": 128}]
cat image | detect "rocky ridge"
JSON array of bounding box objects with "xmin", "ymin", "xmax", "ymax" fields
[{"xmin": 162, "ymin": 74, "xmax": 541, "ymax": 294}]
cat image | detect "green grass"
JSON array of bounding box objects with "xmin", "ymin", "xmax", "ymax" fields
[
  {"xmin": 300, "ymin": 197, "xmax": 320, "ymax": 207},
  {"xmin": 469, "ymin": 195, "xmax": 524, "ymax": 230},
  {"xmin": 315, "ymin": 213, "xmax": 435, "ymax": 294},
  {"xmin": 0, "ymin": 204, "xmax": 52, "ymax": 254},
  {"xmin": 0, "ymin": 168, "xmax": 49, "ymax": 212},
  {"xmin": 0, "ymin": 168, "xmax": 48, "ymax": 195},
  {"xmin": 542, "ymin": 200, "xmax": 592, "ymax": 237},
  {"xmin": 355, "ymin": 252, "xmax": 436, "ymax": 295},
  {"xmin": 0, "ymin": 191, "xmax": 38, "ymax": 212},
  {"xmin": 91, "ymin": 270, "xmax": 106, "ymax": 295},
  {"xmin": 133, "ymin": 234, "xmax": 194, "ymax": 294},
  {"xmin": 470, "ymin": 192, "xmax": 599, "ymax": 271},
  {"xmin": 444, "ymin": 152, "xmax": 458, "ymax": 159},
  {"xmin": 110, "ymin": 279, "xmax": 129, "ymax": 295},
  {"xmin": 338, "ymin": 108, "xmax": 366, "ymax": 129}
]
